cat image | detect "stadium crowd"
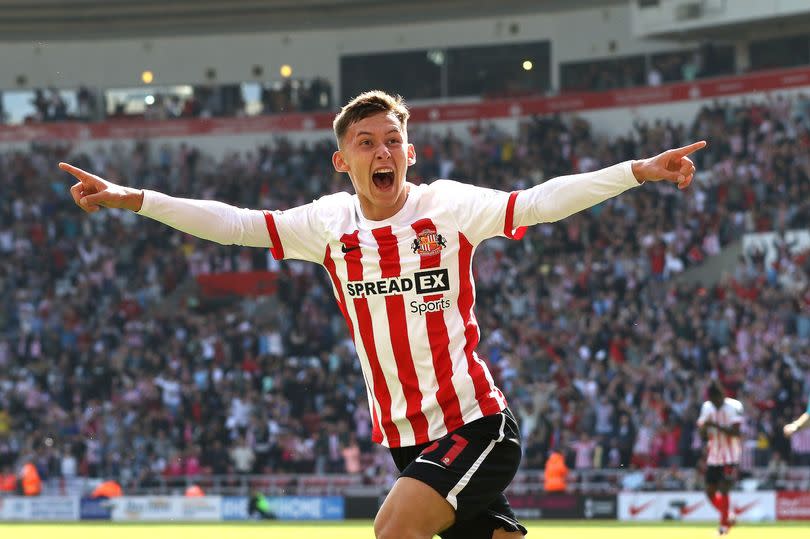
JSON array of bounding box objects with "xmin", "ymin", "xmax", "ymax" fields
[{"xmin": 0, "ymin": 93, "xmax": 808, "ymax": 495}]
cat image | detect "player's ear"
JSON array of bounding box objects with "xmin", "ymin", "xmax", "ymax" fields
[
  {"xmin": 332, "ymin": 150, "xmax": 350, "ymax": 173},
  {"xmin": 407, "ymin": 143, "xmax": 416, "ymax": 166}
]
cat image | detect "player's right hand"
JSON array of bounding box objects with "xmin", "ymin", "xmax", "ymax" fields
[
  {"xmin": 59, "ymin": 162, "xmax": 144, "ymax": 213},
  {"xmin": 784, "ymin": 423, "xmax": 798, "ymax": 437}
]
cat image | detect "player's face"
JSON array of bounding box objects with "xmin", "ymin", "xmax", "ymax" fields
[{"xmin": 332, "ymin": 111, "xmax": 416, "ymax": 221}]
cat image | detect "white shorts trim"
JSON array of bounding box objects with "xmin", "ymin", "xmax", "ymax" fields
[{"xmin": 445, "ymin": 413, "xmax": 506, "ymax": 510}]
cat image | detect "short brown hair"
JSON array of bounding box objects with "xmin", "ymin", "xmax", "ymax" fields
[{"xmin": 333, "ymin": 90, "xmax": 410, "ymax": 145}]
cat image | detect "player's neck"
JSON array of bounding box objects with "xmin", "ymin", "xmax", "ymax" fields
[{"xmin": 357, "ymin": 185, "xmax": 410, "ymax": 221}]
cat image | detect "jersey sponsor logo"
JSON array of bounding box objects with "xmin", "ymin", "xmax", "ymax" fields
[
  {"xmin": 412, "ymin": 229, "xmax": 447, "ymax": 256},
  {"xmin": 414, "ymin": 269, "xmax": 450, "ymax": 294},
  {"xmin": 410, "ymin": 298, "xmax": 452, "ymax": 315},
  {"xmin": 346, "ymin": 268, "xmax": 450, "ymax": 298},
  {"xmin": 340, "ymin": 244, "xmax": 360, "ymax": 253}
]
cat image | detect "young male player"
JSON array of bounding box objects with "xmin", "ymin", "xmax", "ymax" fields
[
  {"xmin": 61, "ymin": 90, "xmax": 705, "ymax": 539},
  {"xmin": 697, "ymin": 381, "xmax": 743, "ymax": 536}
]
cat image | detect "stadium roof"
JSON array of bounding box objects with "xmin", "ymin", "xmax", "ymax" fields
[{"xmin": 0, "ymin": 0, "xmax": 622, "ymax": 40}]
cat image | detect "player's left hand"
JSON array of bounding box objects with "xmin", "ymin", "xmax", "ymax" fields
[
  {"xmin": 631, "ymin": 140, "xmax": 707, "ymax": 190},
  {"xmin": 59, "ymin": 162, "xmax": 144, "ymax": 213}
]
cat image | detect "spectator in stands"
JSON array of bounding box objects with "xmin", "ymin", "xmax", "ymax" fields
[
  {"xmin": 31, "ymin": 89, "xmax": 49, "ymax": 121},
  {"xmin": 571, "ymin": 432, "xmax": 598, "ymax": 469},
  {"xmin": 230, "ymin": 435, "xmax": 256, "ymax": 474},
  {"xmin": 0, "ymin": 465, "xmax": 16, "ymax": 494},
  {"xmin": 76, "ymin": 86, "xmax": 95, "ymax": 121},
  {"xmin": 647, "ymin": 62, "xmax": 663, "ymax": 87},
  {"xmin": 543, "ymin": 450, "xmax": 568, "ymax": 493},
  {"xmin": 342, "ymin": 433, "xmax": 362, "ymax": 474}
]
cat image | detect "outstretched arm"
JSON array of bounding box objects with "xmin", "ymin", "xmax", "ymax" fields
[
  {"xmin": 59, "ymin": 162, "xmax": 271, "ymax": 248},
  {"xmin": 513, "ymin": 141, "xmax": 706, "ymax": 226},
  {"xmin": 784, "ymin": 413, "xmax": 810, "ymax": 437}
]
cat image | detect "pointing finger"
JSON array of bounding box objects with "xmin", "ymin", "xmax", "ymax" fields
[
  {"xmin": 59, "ymin": 162, "xmax": 100, "ymax": 185},
  {"xmin": 671, "ymin": 140, "xmax": 707, "ymax": 157}
]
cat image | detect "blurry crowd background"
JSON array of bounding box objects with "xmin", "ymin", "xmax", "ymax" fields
[
  {"xmin": 0, "ymin": 93, "xmax": 809, "ymax": 494},
  {"xmin": 0, "ymin": 77, "xmax": 334, "ymax": 125}
]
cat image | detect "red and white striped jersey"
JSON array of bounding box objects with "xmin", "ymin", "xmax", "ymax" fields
[
  {"xmin": 697, "ymin": 398, "xmax": 744, "ymax": 465},
  {"xmin": 264, "ymin": 180, "xmax": 523, "ymax": 447}
]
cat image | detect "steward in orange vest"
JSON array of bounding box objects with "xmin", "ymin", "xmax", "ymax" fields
[
  {"xmin": 543, "ymin": 451, "xmax": 568, "ymax": 493},
  {"xmin": 20, "ymin": 463, "xmax": 41, "ymax": 496},
  {"xmin": 185, "ymin": 484, "xmax": 205, "ymax": 497},
  {"xmin": 91, "ymin": 480, "xmax": 123, "ymax": 499}
]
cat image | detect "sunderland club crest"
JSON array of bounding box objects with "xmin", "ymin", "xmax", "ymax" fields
[{"xmin": 411, "ymin": 229, "xmax": 447, "ymax": 256}]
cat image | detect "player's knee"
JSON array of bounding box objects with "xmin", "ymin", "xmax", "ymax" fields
[{"xmin": 374, "ymin": 513, "xmax": 405, "ymax": 539}]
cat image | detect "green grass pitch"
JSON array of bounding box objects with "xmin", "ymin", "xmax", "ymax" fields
[{"xmin": 1, "ymin": 521, "xmax": 808, "ymax": 539}]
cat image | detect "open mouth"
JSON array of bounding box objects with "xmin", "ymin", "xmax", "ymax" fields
[{"xmin": 372, "ymin": 168, "xmax": 395, "ymax": 190}]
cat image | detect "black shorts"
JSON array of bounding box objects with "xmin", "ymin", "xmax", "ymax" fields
[
  {"xmin": 389, "ymin": 408, "xmax": 527, "ymax": 539},
  {"xmin": 705, "ymin": 464, "xmax": 738, "ymax": 485}
]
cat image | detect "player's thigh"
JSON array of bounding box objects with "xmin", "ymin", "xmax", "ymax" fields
[
  {"xmin": 705, "ymin": 465, "xmax": 722, "ymax": 490},
  {"xmin": 374, "ymin": 476, "xmax": 455, "ymax": 539}
]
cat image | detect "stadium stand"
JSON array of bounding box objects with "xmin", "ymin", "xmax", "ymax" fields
[{"xmin": 0, "ymin": 90, "xmax": 808, "ymax": 497}]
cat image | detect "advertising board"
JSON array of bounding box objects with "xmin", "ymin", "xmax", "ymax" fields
[{"xmin": 618, "ymin": 491, "xmax": 775, "ymax": 522}]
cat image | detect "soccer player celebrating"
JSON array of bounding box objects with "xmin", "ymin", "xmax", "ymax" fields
[
  {"xmin": 783, "ymin": 399, "xmax": 810, "ymax": 438},
  {"xmin": 697, "ymin": 381, "xmax": 743, "ymax": 536},
  {"xmin": 60, "ymin": 91, "xmax": 705, "ymax": 539}
]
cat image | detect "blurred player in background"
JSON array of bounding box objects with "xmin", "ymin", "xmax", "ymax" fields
[
  {"xmin": 60, "ymin": 90, "xmax": 705, "ymax": 539},
  {"xmin": 783, "ymin": 397, "xmax": 810, "ymax": 438},
  {"xmin": 697, "ymin": 381, "xmax": 743, "ymax": 536}
]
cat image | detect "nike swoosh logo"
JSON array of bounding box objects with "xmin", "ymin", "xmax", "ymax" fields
[
  {"xmin": 680, "ymin": 501, "xmax": 704, "ymax": 516},
  {"xmin": 629, "ymin": 500, "xmax": 655, "ymax": 516},
  {"xmin": 733, "ymin": 501, "xmax": 758, "ymax": 515},
  {"xmin": 414, "ymin": 455, "xmax": 445, "ymax": 469},
  {"xmin": 341, "ymin": 245, "xmax": 360, "ymax": 253}
]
